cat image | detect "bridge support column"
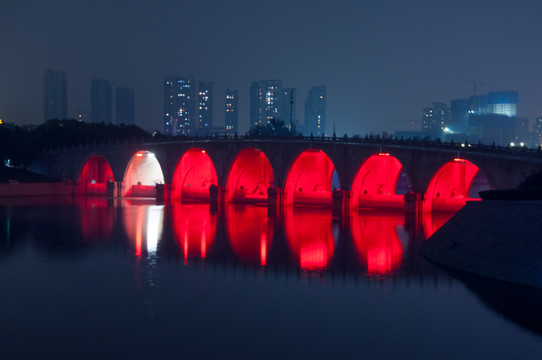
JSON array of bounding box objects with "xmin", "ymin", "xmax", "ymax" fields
[
  {"xmin": 267, "ymin": 187, "xmax": 284, "ymax": 216},
  {"xmin": 210, "ymin": 184, "xmax": 225, "ymax": 212},
  {"xmin": 404, "ymin": 192, "xmax": 423, "ymax": 230},
  {"xmin": 332, "ymin": 189, "xmax": 349, "ymax": 217},
  {"xmin": 156, "ymin": 183, "xmax": 171, "ymax": 203},
  {"xmin": 106, "ymin": 180, "xmax": 115, "ymax": 197}
]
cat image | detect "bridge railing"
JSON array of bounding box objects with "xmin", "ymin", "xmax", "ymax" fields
[{"xmin": 37, "ymin": 133, "xmax": 542, "ymax": 158}]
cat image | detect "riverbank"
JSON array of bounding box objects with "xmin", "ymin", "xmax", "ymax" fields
[{"xmin": 420, "ymin": 200, "xmax": 542, "ymax": 288}]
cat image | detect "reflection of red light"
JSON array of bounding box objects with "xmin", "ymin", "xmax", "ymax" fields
[
  {"xmin": 135, "ymin": 207, "xmax": 143, "ymax": 257},
  {"xmin": 350, "ymin": 213, "xmax": 404, "ymax": 274},
  {"xmin": 172, "ymin": 149, "xmax": 217, "ymax": 201},
  {"xmin": 284, "ymin": 207, "xmax": 334, "ymax": 270},
  {"xmin": 300, "ymin": 243, "xmax": 327, "ymax": 270},
  {"xmin": 172, "ymin": 204, "xmax": 216, "ymax": 260},
  {"xmin": 351, "ymin": 154, "xmax": 405, "ymax": 210},
  {"xmin": 78, "ymin": 198, "xmax": 114, "ymax": 240},
  {"xmin": 284, "ymin": 150, "xmax": 335, "ymax": 206},
  {"xmin": 260, "ymin": 232, "xmax": 267, "ymax": 266},
  {"xmin": 422, "ymin": 211, "xmax": 457, "ymax": 238},
  {"xmin": 226, "ymin": 148, "xmax": 274, "ymax": 204},
  {"xmin": 226, "ymin": 205, "xmax": 273, "ymax": 266}
]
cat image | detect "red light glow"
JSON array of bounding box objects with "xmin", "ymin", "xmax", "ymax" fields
[
  {"xmin": 78, "ymin": 155, "xmax": 114, "ymax": 195},
  {"xmin": 425, "ymin": 159, "xmax": 480, "ymax": 212},
  {"xmin": 284, "ymin": 149, "xmax": 335, "ymax": 206},
  {"xmin": 226, "ymin": 148, "xmax": 274, "ymax": 204},
  {"xmin": 77, "ymin": 198, "xmax": 114, "ymax": 240},
  {"xmin": 226, "ymin": 205, "xmax": 273, "ymax": 266},
  {"xmin": 172, "ymin": 204, "xmax": 216, "ymax": 260},
  {"xmin": 172, "ymin": 148, "xmax": 218, "ymax": 201},
  {"xmin": 350, "ymin": 154, "xmax": 406, "ymax": 210},
  {"xmin": 350, "ymin": 213, "xmax": 404, "ymax": 274},
  {"xmin": 284, "ymin": 207, "xmax": 335, "ymax": 270}
]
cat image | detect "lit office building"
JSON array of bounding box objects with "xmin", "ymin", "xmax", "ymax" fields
[
  {"xmin": 304, "ymin": 86, "xmax": 326, "ymax": 136},
  {"xmin": 250, "ymin": 80, "xmax": 282, "ymax": 127},
  {"xmin": 197, "ymin": 82, "xmax": 213, "ymax": 131},
  {"xmin": 163, "ymin": 75, "xmax": 196, "ymax": 136},
  {"xmin": 91, "ymin": 79, "xmax": 112, "ymax": 124},
  {"xmin": 44, "ymin": 69, "xmax": 67, "ymax": 122},
  {"xmin": 225, "ymin": 89, "xmax": 239, "ymax": 134}
]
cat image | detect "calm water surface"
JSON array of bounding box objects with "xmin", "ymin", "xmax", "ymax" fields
[{"xmin": 0, "ymin": 197, "xmax": 541, "ymax": 359}]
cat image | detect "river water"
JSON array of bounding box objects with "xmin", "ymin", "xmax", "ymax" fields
[{"xmin": 0, "ymin": 197, "xmax": 541, "ymax": 359}]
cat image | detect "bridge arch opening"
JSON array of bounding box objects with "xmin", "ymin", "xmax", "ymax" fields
[
  {"xmin": 225, "ymin": 147, "xmax": 274, "ymax": 204},
  {"xmin": 284, "ymin": 149, "xmax": 336, "ymax": 206},
  {"xmin": 350, "ymin": 153, "xmax": 410, "ymax": 210},
  {"xmin": 172, "ymin": 148, "xmax": 217, "ymax": 202},
  {"xmin": 78, "ymin": 155, "xmax": 114, "ymax": 195},
  {"xmin": 122, "ymin": 151, "xmax": 165, "ymax": 197},
  {"xmin": 425, "ymin": 158, "xmax": 490, "ymax": 212}
]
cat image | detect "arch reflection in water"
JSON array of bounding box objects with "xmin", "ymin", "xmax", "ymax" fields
[
  {"xmin": 284, "ymin": 207, "xmax": 335, "ymax": 270},
  {"xmin": 350, "ymin": 212, "xmax": 407, "ymax": 274},
  {"xmin": 226, "ymin": 205, "xmax": 273, "ymax": 266},
  {"xmin": 123, "ymin": 205, "xmax": 165, "ymax": 257},
  {"xmin": 172, "ymin": 204, "xmax": 217, "ymax": 261},
  {"xmin": 78, "ymin": 197, "xmax": 114, "ymax": 241}
]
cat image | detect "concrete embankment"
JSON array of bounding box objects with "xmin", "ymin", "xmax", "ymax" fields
[
  {"xmin": 420, "ymin": 201, "xmax": 542, "ymax": 288},
  {"xmin": 0, "ymin": 182, "xmax": 73, "ymax": 197}
]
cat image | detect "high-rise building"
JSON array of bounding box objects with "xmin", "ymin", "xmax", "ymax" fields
[
  {"xmin": 44, "ymin": 69, "xmax": 67, "ymax": 122},
  {"xmin": 250, "ymin": 80, "xmax": 282, "ymax": 127},
  {"xmin": 91, "ymin": 79, "xmax": 112, "ymax": 123},
  {"xmin": 163, "ymin": 75, "xmax": 196, "ymax": 136},
  {"xmin": 116, "ymin": 87, "xmax": 135, "ymax": 125},
  {"xmin": 225, "ymin": 89, "xmax": 239, "ymax": 134},
  {"xmin": 535, "ymin": 116, "xmax": 542, "ymax": 146},
  {"xmin": 281, "ymin": 88, "xmax": 297, "ymax": 130},
  {"xmin": 197, "ymin": 82, "xmax": 213, "ymax": 131},
  {"xmin": 450, "ymin": 99, "xmax": 470, "ymax": 134},
  {"xmin": 304, "ymin": 86, "xmax": 326, "ymax": 136},
  {"xmin": 422, "ymin": 102, "xmax": 450, "ymax": 137},
  {"xmin": 487, "ymin": 91, "xmax": 518, "ymax": 117}
]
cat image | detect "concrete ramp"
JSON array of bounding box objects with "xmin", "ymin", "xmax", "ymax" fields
[{"xmin": 421, "ymin": 201, "xmax": 542, "ymax": 288}]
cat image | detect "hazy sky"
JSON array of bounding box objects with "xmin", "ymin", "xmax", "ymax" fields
[{"xmin": 1, "ymin": 0, "xmax": 542, "ymax": 135}]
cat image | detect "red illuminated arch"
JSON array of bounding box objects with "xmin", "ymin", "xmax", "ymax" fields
[
  {"xmin": 284, "ymin": 207, "xmax": 335, "ymax": 270},
  {"xmin": 226, "ymin": 205, "xmax": 274, "ymax": 266},
  {"xmin": 351, "ymin": 154, "xmax": 408, "ymax": 210},
  {"xmin": 78, "ymin": 155, "xmax": 114, "ymax": 195},
  {"xmin": 226, "ymin": 148, "xmax": 274, "ymax": 204},
  {"xmin": 425, "ymin": 158, "xmax": 484, "ymax": 212},
  {"xmin": 350, "ymin": 213, "xmax": 404, "ymax": 274},
  {"xmin": 122, "ymin": 151, "xmax": 165, "ymax": 197},
  {"xmin": 172, "ymin": 204, "xmax": 216, "ymax": 261},
  {"xmin": 284, "ymin": 150, "xmax": 335, "ymax": 206},
  {"xmin": 171, "ymin": 149, "xmax": 218, "ymax": 201}
]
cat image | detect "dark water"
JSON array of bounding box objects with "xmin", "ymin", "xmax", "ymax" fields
[{"xmin": 0, "ymin": 197, "xmax": 541, "ymax": 359}]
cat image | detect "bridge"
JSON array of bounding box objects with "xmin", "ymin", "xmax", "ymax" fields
[{"xmin": 29, "ymin": 136, "xmax": 542, "ymax": 214}]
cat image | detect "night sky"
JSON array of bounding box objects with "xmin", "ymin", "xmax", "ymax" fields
[{"xmin": 1, "ymin": 0, "xmax": 542, "ymax": 135}]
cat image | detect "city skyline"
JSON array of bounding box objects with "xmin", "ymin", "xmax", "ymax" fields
[{"xmin": 2, "ymin": 1, "xmax": 542, "ymax": 136}]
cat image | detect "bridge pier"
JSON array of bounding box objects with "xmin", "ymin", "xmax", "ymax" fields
[
  {"xmin": 404, "ymin": 192, "xmax": 423, "ymax": 231},
  {"xmin": 210, "ymin": 184, "xmax": 225, "ymax": 212},
  {"xmin": 267, "ymin": 187, "xmax": 284, "ymax": 216},
  {"xmin": 332, "ymin": 189, "xmax": 350, "ymax": 217}
]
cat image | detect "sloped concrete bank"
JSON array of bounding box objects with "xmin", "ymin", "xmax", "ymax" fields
[{"xmin": 420, "ymin": 201, "xmax": 542, "ymax": 288}]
